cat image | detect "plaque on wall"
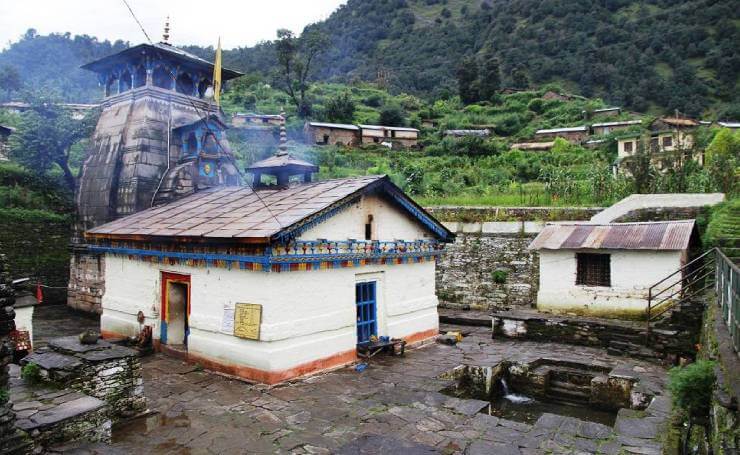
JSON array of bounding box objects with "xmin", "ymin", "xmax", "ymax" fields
[{"xmin": 233, "ymin": 303, "xmax": 262, "ymax": 340}]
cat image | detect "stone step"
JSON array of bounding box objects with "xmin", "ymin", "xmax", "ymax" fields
[
  {"xmin": 546, "ymin": 385, "xmax": 590, "ymax": 403},
  {"xmin": 549, "ymin": 380, "xmax": 591, "ymax": 394}
]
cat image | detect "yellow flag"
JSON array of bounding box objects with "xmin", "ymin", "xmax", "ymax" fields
[{"xmin": 213, "ymin": 37, "xmax": 222, "ymax": 106}]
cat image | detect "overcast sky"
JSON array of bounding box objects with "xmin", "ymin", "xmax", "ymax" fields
[{"xmin": 0, "ymin": 0, "xmax": 346, "ymax": 50}]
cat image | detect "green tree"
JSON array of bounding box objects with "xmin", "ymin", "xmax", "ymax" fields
[
  {"xmin": 456, "ymin": 56, "xmax": 479, "ymax": 104},
  {"xmin": 9, "ymin": 94, "xmax": 97, "ymax": 191},
  {"xmin": 379, "ymin": 104, "xmax": 406, "ymax": 127},
  {"xmin": 274, "ymin": 28, "xmax": 328, "ymax": 117},
  {"xmin": 323, "ymin": 91, "xmax": 355, "ymax": 123},
  {"xmin": 624, "ymin": 141, "xmax": 656, "ymax": 194},
  {"xmin": 0, "ymin": 65, "xmax": 22, "ymax": 100},
  {"xmin": 705, "ymin": 128, "xmax": 739, "ymax": 195},
  {"xmin": 512, "ymin": 66, "xmax": 529, "ymax": 89},
  {"xmin": 478, "ymin": 50, "xmax": 501, "ymax": 102}
]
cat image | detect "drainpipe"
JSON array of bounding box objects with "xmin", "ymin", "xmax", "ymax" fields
[{"xmin": 151, "ymin": 100, "xmax": 172, "ymax": 206}]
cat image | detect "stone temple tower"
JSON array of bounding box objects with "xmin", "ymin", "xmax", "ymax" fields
[{"xmin": 68, "ymin": 30, "xmax": 243, "ymax": 313}]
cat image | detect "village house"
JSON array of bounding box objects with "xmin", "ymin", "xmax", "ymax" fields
[
  {"xmin": 421, "ymin": 118, "xmax": 440, "ymax": 129},
  {"xmin": 85, "ymin": 144, "xmax": 453, "ymax": 384},
  {"xmin": 232, "ymin": 112, "xmax": 284, "ymax": 128},
  {"xmin": 0, "ymin": 125, "xmax": 13, "ymax": 161},
  {"xmin": 590, "ymin": 119, "xmax": 642, "ymax": 136},
  {"xmin": 0, "ymin": 101, "xmax": 98, "ymax": 120},
  {"xmin": 443, "ymin": 129, "xmax": 491, "ymax": 138},
  {"xmin": 360, "ymin": 125, "xmax": 420, "ymax": 148},
  {"xmin": 717, "ymin": 121, "xmax": 740, "ymax": 129},
  {"xmin": 585, "ymin": 107, "xmax": 622, "ymax": 119},
  {"xmin": 616, "ymin": 117, "xmax": 703, "ymax": 172},
  {"xmin": 304, "ymin": 122, "xmax": 360, "ymax": 146},
  {"xmin": 533, "ymin": 126, "xmax": 589, "ymax": 143},
  {"xmin": 529, "ymin": 220, "xmax": 698, "ymax": 319},
  {"xmin": 511, "ymin": 141, "xmax": 554, "ymax": 152}
]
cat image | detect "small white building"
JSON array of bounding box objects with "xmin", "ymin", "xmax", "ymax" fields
[
  {"xmin": 529, "ymin": 220, "xmax": 697, "ymax": 319},
  {"xmin": 86, "ymin": 152, "xmax": 453, "ymax": 384},
  {"xmin": 359, "ymin": 125, "xmax": 420, "ymax": 148}
]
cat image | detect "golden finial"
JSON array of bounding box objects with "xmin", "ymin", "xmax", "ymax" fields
[{"xmin": 162, "ymin": 16, "xmax": 170, "ymax": 44}]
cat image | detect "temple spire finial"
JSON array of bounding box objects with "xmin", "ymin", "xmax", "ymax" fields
[
  {"xmin": 162, "ymin": 16, "xmax": 171, "ymax": 44},
  {"xmin": 277, "ymin": 109, "xmax": 288, "ymax": 156}
]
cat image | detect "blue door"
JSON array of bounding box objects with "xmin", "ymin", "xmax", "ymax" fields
[{"xmin": 356, "ymin": 281, "xmax": 377, "ymax": 343}]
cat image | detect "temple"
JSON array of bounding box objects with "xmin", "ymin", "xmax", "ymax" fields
[{"xmin": 69, "ymin": 24, "xmax": 243, "ymax": 313}]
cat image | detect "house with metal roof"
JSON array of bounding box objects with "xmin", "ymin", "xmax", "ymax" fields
[
  {"xmin": 304, "ymin": 122, "xmax": 361, "ymax": 146},
  {"xmin": 533, "ymin": 126, "xmax": 589, "ymax": 143},
  {"xmin": 86, "ymin": 136, "xmax": 453, "ymax": 384},
  {"xmin": 528, "ymin": 220, "xmax": 698, "ymax": 319},
  {"xmin": 359, "ymin": 125, "xmax": 420, "ymax": 148}
]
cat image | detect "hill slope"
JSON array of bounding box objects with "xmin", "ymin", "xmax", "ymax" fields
[{"xmin": 0, "ymin": 0, "xmax": 737, "ymax": 116}]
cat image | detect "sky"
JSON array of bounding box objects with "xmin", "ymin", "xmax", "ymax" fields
[{"xmin": 0, "ymin": 0, "xmax": 346, "ymax": 50}]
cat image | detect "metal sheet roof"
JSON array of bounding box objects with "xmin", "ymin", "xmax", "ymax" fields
[
  {"xmin": 307, "ymin": 122, "xmax": 359, "ymax": 130},
  {"xmin": 591, "ymin": 120, "xmax": 642, "ymax": 128},
  {"xmin": 359, "ymin": 125, "xmax": 420, "ymax": 132},
  {"xmin": 535, "ymin": 126, "xmax": 589, "ymax": 134},
  {"xmin": 87, "ymin": 175, "xmax": 453, "ymax": 243},
  {"xmin": 528, "ymin": 220, "xmax": 696, "ymax": 251}
]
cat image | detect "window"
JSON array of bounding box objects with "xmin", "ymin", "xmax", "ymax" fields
[
  {"xmin": 623, "ymin": 141, "xmax": 633, "ymax": 153},
  {"xmin": 365, "ymin": 215, "xmax": 373, "ymax": 240},
  {"xmin": 576, "ymin": 253, "xmax": 611, "ymax": 287},
  {"xmin": 662, "ymin": 136, "xmax": 672, "ymax": 147}
]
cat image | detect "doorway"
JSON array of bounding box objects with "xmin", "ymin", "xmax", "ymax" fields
[
  {"xmin": 161, "ymin": 272, "xmax": 190, "ymax": 347},
  {"xmin": 355, "ymin": 281, "xmax": 377, "ymax": 343}
]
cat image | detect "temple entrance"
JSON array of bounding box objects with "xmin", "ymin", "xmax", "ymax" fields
[{"xmin": 161, "ymin": 272, "xmax": 190, "ymax": 347}]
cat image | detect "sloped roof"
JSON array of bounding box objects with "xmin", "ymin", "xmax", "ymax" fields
[
  {"xmin": 246, "ymin": 153, "xmax": 319, "ymax": 172},
  {"xmin": 535, "ymin": 126, "xmax": 589, "ymax": 134},
  {"xmin": 591, "ymin": 120, "xmax": 642, "ymax": 128},
  {"xmin": 359, "ymin": 125, "xmax": 420, "ymax": 133},
  {"xmin": 306, "ymin": 122, "xmax": 359, "ymax": 131},
  {"xmin": 172, "ymin": 113, "xmax": 228, "ymax": 131},
  {"xmin": 718, "ymin": 121, "xmax": 740, "ymax": 128},
  {"xmin": 656, "ymin": 117, "xmax": 699, "ymax": 128},
  {"xmin": 528, "ymin": 220, "xmax": 696, "ymax": 251},
  {"xmin": 87, "ymin": 175, "xmax": 453, "ymax": 243},
  {"xmin": 81, "ymin": 43, "xmax": 243, "ymax": 80}
]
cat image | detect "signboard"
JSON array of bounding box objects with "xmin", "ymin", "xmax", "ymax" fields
[
  {"xmin": 233, "ymin": 303, "xmax": 262, "ymax": 340},
  {"xmin": 221, "ymin": 306, "xmax": 235, "ymax": 334}
]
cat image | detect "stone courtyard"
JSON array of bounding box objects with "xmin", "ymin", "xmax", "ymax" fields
[{"xmin": 23, "ymin": 306, "xmax": 673, "ymax": 455}]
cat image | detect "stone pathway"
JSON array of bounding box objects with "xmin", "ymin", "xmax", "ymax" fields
[{"xmin": 45, "ymin": 324, "xmax": 672, "ymax": 454}]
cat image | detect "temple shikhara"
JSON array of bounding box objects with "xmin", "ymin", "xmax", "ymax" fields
[{"xmin": 68, "ymin": 28, "xmax": 453, "ymax": 384}]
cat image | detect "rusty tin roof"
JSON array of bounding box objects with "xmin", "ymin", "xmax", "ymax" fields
[
  {"xmin": 87, "ymin": 175, "xmax": 453, "ymax": 243},
  {"xmin": 528, "ymin": 220, "xmax": 696, "ymax": 251}
]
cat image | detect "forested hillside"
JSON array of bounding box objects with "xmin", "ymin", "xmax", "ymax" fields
[{"xmin": 0, "ymin": 0, "xmax": 738, "ymax": 117}]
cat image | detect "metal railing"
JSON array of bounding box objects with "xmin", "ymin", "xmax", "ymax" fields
[
  {"xmin": 646, "ymin": 248, "xmax": 739, "ymax": 352},
  {"xmin": 646, "ymin": 249, "xmax": 717, "ymax": 342},
  {"xmin": 715, "ymin": 248, "xmax": 739, "ymax": 352}
]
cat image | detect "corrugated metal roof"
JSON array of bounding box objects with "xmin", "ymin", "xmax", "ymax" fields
[
  {"xmin": 359, "ymin": 125, "xmax": 420, "ymax": 132},
  {"xmin": 307, "ymin": 122, "xmax": 359, "ymax": 130},
  {"xmin": 528, "ymin": 220, "xmax": 695, "ymax": 251},
  {"xmin": 87, "ymin": 175, "xmax": 453, "ymax": 242},
  {"xmin": 535, "ymin": 126, "xmax": 589, "ymax": 134},
  {"xmin": 591, "ymin": 120, "xmax": 642, "ymax": 128},
  {"xmin": 718, "ymin": 121, "xmax": 740, "ymax": 128}
]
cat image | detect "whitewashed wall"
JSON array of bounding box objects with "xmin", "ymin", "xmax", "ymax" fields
[
  {"xmin": 299, "ymin": 195, "xmax": 431, "ymax": 241},
  {"xmin": 101, "ymin": 256, "xmax": 438, "ymax": 374},
  {"xmin": 537, "ymin": 249, "xmax": 683, "ymax": 317}
]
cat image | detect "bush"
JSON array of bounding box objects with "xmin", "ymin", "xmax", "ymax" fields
[
  {"xmin": 21, "ymin": 362, "xmax": 42, "ymax": 383},
  {"xmin": 379, "ymin": 104, "xmax": 406, "ymax": 127},
  {"xmin": 667, "ymin": 360, "xmax": 716, "ymax": 418},
  {"xmin": 492, "ymin": 270, "xmax": 508, "ymax": 284},
  {"xmin": 527, "ymin": 98, "xmax": 545, "ymax": 114}
]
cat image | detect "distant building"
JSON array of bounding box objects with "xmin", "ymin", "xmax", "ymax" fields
[
  {"xmin": 541, "ymin": 91, "xmax": 581, "ymax": 102},
  {"xmin": 529, "ymin": 220, "xmax": 698, "ymax": 319},
  {"xmin": 0, "ymin": 101, "xmax": 98, "ymax": 120},
  {"xmin": 511, "ymin": 141, "xmax": 554, "ymax": 152},
  {"xmin": 443, "ymin": 129, "xmax": 491, "ymax": 138},
  {"xmin": 717, "ymin": 121, "xmax": 740, "ymax": 129},
  {"xmin": 590, "ymin": 120, "xmax": 642, "ymax": 136},
  {"xmin": 421, "ymin": 119, "xmax": 440, "ymax": 129},
  {"xmin": 304, "ymin": 122, "xmax": 360, "ymax": 146},
  {"xmin": 232, "ymin": 113, "xmax": 284, "ymax": 128},
  {"xmin": 0, "ymin": 125, "xmax": 13, "ymax": 161},
  {"xmin": 533, "ymin": 126, "xmax": 589, "ymax": 143},
  {"xmin": 616, "ymin": 117, "xmax": 703, "ymax": 172},
  {"xmin": 585, "ymin": 107, "xmax": 621, "ymax": 119},
  {"xmin": 359, "ymin": 125, "xmax": 420, "ymax": 148}
]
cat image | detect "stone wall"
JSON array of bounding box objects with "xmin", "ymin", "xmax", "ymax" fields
[
  {"xmin": 0, "ymin": 255, "xmax": 32, "ymax": 454},
  {"xmin": 21, "ymin": 337, "xmax": 145, "ymax": 419},
  {"xmin": 67, "ymin": 248, "xmax": 105, "ymax": 314},
  {"xmin": 0, "ymin": 210, "xmax": 71, "ymax": 304},
  {"xmin": 431, "ymin": 207, "xmax": 600, "ymax": 311}
]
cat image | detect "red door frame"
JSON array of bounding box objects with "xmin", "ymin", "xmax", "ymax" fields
[{"xmin": 160, "ymin": 272, "xmax": 191, "ymax": 345}]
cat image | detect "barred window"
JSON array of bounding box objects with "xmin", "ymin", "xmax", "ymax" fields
[
  {"xmin": 576, "ymin": 253, "xmax": 611, "ymax": 287},
  {"xmin": 662, "ymin": 136, "xmax": 673, "ymax": 147},
  {"xmin": 624, "ymin": 141, "xmax": 633, "ymax": 153}
]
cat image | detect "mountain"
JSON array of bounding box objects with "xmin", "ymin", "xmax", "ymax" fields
[{"xmin": 1, "ymin": 0, "xmax": 738, "ymax": 117}]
